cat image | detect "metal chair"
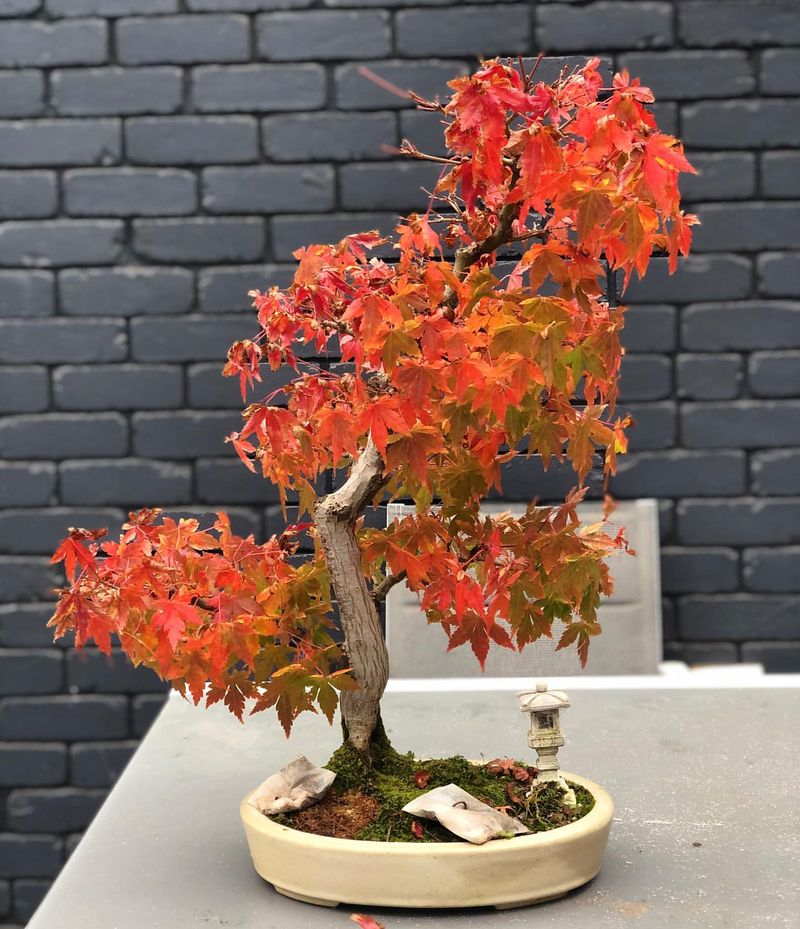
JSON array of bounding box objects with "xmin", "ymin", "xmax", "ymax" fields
[{"xmin": 385, "ymin": 499, "xmax": 662, "ymax": 678}]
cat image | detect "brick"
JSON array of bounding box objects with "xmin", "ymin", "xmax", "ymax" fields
[
  {"xmin": 131, "ymin": 693, "xmax": 167, "ymax": 736},
  {"xmin": 262, "ymin": 112, "xmax": 395, "ymax": 162},
  {"xmin": 396, "ymin": 5, "xmax": 527, "ymax": 56},
  {"xmin": 0, "ymin": 120, "xmax": 120, "ymax": 167},
  {"xmin": 188, "ymin": 0, "xmax": 314, "ymax": 8},
  {"xmin": 0, "ymin": 271, "xmax": 53, "ymax": 318},
  {"xmin": 493, "ymin": 456, "xmax": 604, "ymax": 504},
  {"xmin": 761, "ymin": 152, "xmax": 800, "ymax": 198},
  {"xmin": 67, "ymin": 648, "xmax": 167, "ymax": 693},
  {"xmin": 610, "ymin": 451, "xmax": 746, "ymax": 498},
  {"xmin": 187, "ymin": 362, "xmax": 292, "ymax": 408},
  {"xmin": 0, "ymin": 319, "xmax": 125, "ymax": 364},
  {"xmin": 0, "ymin": 0, "xmax": 41, "ymax": 14},
  {"xmin": 64, "ymin": 168, "xmax": 197, "ymax": 218},
  {"xmin": 620, "ymin": 401, "xmax": 675, "ymax": 450},
  {"xmin": 192, "ymin": 64, "xmax": 325, "ymax": 113},
  {"xmin": 0, "ymin": 71, "xmax": 44, "ymax": 118},
  {"xmin": 126, "ymin": 116, "xmax": 258, "ymax": 165},
  {"xmin": 0, "ymin": 835, "xmax": 62, "ymax": 878},
  {"xmin": 47, "ymin": 0, "xmax": 178, "ymax": 12},
  {"xmin": 617, "ymin": 51, "xmax": 754, "ymax": 99},
  {"xmin": 0, "ymin": 559, "xmax": 60, "ymax": 603},
  {"xmin": 660, "ymin": 547, "xmax": 739, "ymax": 594},
  {"xmin": 757, "ymin": 252, "xmax": 800, "ymax": 298},
  {"xmin": 7, "ymin": 788, "xmax": 106, "ymax": 833},
  {"xmin": 0, "ymin": 172, "xmax": 57, "ymax": 220},
  {"xmin": 676, "ymin": 353, "xmax": 743, "ymax": 400},
  {"xmin": 0, "ymin": 463, "xmax": 55, "ymax": 506},
  {"xmin": 679, "ymin": 153, "xmax": 756, "ymax": 202},
  {"xmin": 51, "ymin": 67, "xmax": 182, "ymax": 116},
  {"xmin": 133, "ymin": 411, "xmax": 240, "ymax": 457},
  {"xmin": 257, "ymin": 10, "xmax": 389, "ymax": 61},
  {"xmin": 690, "ymin": 202, "xmax": 800, "ymax": 252},
  {"xmin": 679, "ymin": 1, "xmax": 800, "ymax": 47},
  {"xmin": 69, "ymin": 741, "xmax": 137, "ymax": 788},
  {"xmin": 625, "ymin": 255, "xmax": 751, "ymax": 303},
  {"xmin": 683, "ymin": 400, "xmax": 800, "ymax": 449},
  {"xmin": 683, "ymin": 301, "xmax": 800, "ymax": 350},
  {"xmin": 0, "ymin": 509, "xmax": 123, "ymax": 555},
  {"xmin": 749, "ymin": 351, "xmax": 800, "ymax": 398},
  {"xmin": 740, "ymin": 642, "xmax": 800, "ymax": 672},
  {"xmin": 537, "ymin": 2, "xmax": 672, "ymax": 51},
  {"xmin": 0, "ymin": 20, "xmax": 106, "ymax": 67},
  {"xmin": 0, "ymin": 414, "xmax": 128, "ymax": 459},
  {"xmin": 271, "ymin": 213, "xmax": 397, "ymax": 261},
  {"xmin": 648, "ymin": 101, "xmax": 677, "ymax": 136},
  {"xmin": 744, "ymin": 547, "xmax": 800, "ymax": 593},
  {"xmin": 399, "ymin": 110, "xmax": 450, "ymax": 158},
  {"xmin": 0, "ymin": 696, "xmax": 127, "ymax": 740},
  {"xmin": 60, "ymin": 460, "xmax": 191, "ymax": 505},
  {"xmin": 339, "ymin": 162, "xmax": 441, "ymax": 211},
  {"xmin": 131, "ymin": 315, "xmax": 252, "ymax": 362},
  {"xmin": 54, "ymin": 365, "xmax": 183, "ymax": 411},
  {"xmin": 0, "ymin": 221, "xmax": 123, "ymax": 269},
  {"xmin": 761, "ymin": 49, "xmax": 800, "ymax": 94},
  {"xmin": 0, "ymin": 650, "xmax": 62, "ymax": 696},
  {"xmin": 197, "ymin": 265, "xmax": 293, "ymax": 313},
  {"xmin": 678, "ymin": 595, "xmax": 800, "ymax": 640},
  {"xmin": 0, "ymin": 878, "xmax": 7, "ymax": 919},
  {"xmin": 663, "ymin": 642, "xmax": 739, "ymax": 665},
  {"xmin": 133, "ymin": 218, "xmax": 265, "ymax": 263},
  {"xmin": 621, "ymin": 305, "xmax": 676, "ymax": 352},
  {"xmin": 683, "ymin": 101, "xmax": 800, "ymax": 148},
  {"xmin": 202, "ymin": 165, "xmax": 334, "ymax": 214},
  {"xmin": 117, "ymin": 15, "xmax": 248, "ymax": 65},
  {"xmin": 751, "ymin": 450, "xmax": 800, "ymax": 495},
  {"xmin": 0, "ymin": 605, "xmax": 58, "ymax": 648},
  {"xmin": 59, "ymin": 267, "xmax": 194, "ymax": 317},
  {"xmin": 619, "ymin": 354, "xmax": 671, "ymax": 401},
  {"xmin": 0, "ymin": 368, "xmax": 50, "ymax": 414},
  {"xmin": 13, "ymin": 878, "xmax": 52, "ymax": 923},
  {"xmin": 677, "ymin": 498, "xmax": 800, "ymax": 546},
  {"xmin": 335, "ymin": 59, "xmax": 468, "ymax": 110},
  {"xmin": 0, "ymin": 745, "xmax": 66, "ymax": 789},
  {"xmin": 196, "ymin": 459, "xmax": 281, "ymax": 504}
]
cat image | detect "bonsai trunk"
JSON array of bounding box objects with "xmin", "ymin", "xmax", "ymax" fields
[{"xmin": 314, "ymin": 437, "xmax": 389, "ymax": 754}]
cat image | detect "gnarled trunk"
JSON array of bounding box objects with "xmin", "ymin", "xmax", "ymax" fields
[{"xmin": 314, "ymin": 437, "xmax": 389, "ymax": 752}]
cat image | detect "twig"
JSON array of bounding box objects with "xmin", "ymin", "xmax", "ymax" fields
[{"xmin": 371, "ymin": 570, "xmax": 408, "ymax": 604}]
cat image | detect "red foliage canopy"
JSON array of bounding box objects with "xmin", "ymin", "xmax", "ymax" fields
[{"xmin": 50, "ymin": 58, "xmax": 695, "ymax": 733}]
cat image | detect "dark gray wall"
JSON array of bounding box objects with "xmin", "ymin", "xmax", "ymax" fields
[{"xmin": 1, "ymin": 0, "xmax": 799, "ymax": 923}]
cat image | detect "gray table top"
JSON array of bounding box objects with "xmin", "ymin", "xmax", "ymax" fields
[{"xmin": 28, "ymin": 685, "xmax": 800, "ymax": 929}]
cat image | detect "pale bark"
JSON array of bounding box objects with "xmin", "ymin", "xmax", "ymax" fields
[{"xmin": 314, "ymin": 437, "xmax": 389, "ymax": 752}]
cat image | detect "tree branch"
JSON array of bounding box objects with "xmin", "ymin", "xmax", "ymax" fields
[{"xmin": 371, "ymin": 570, "xmax": 408, "ymax": 605}]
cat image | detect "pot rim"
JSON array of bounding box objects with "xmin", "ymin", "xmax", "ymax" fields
[{"xmin": 240, "ymin": 769, "xmax": 613, "ymax": 855}]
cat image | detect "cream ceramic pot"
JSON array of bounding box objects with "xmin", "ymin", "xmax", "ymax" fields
[{"xmin": 240, "ymin": 771, "xmax": 613, "ymax": 910}]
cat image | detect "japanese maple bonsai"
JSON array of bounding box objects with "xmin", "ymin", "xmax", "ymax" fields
[{"xmin": 49, "ymin": 58, "xmax": 694, "ymax": 906}]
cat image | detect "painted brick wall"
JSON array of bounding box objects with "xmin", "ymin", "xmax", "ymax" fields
[{"xmin": 0, "ymin": 0, "xmax": 799, "ymax": 923}]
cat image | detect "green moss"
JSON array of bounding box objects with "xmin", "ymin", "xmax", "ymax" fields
[{"xmin": 273, "ymin": 743, "xmax": 595, "ymax": 843}]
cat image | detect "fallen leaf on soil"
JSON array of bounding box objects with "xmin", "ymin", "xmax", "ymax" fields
[
  {"xmin": 411, "ymin": 819, "xmax": 425, "ymax": 839},
  {"xmin": 351, "ymin": 914, "xmax": 386, "ymax": 929}
]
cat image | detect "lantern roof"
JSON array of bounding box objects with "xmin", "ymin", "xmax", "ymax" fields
[{"xmin": 518, "ymin": 681, "xmax": 571, "ymax": 713}]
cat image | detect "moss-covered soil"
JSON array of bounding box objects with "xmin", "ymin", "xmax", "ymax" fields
[{"xmin": 270, "ymin": 744, "xmax": 594, "ymax": 843}]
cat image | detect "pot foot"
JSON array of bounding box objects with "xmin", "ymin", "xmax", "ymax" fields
[
  {"xmin": 495, "ymin": 892, "xmax": 567, "ymax": 910},
  {"xmin": 274, "ymin": 886, "xmax": 340, "ymax": 908}
]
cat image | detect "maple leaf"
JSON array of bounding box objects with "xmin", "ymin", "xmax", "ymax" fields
[
  {"xmin": 152, "ymin": 599, "xmax": 198, "ymax": 651},
  {"xmin": 410, "ymin": 820, "xmax": 426, "ymax": 840}
]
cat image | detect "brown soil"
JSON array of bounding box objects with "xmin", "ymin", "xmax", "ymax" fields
[{"xmin": 287, "ymin": 788, "xmax": 381, "ymax": 840}]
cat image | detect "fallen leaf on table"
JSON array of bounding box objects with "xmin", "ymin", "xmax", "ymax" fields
[{"xmin": 351, "ymin": 913, "xmax": 386, "ymax": 929}]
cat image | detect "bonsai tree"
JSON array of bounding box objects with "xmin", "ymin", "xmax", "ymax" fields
[{"xmin": 50, "ymin": 58, "xmax": 695, "ymax": 760}]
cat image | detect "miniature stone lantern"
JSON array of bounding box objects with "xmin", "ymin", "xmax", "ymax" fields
[{"xmin": 518, "ymin": 681, "xmax": 571, "ymax": 782}]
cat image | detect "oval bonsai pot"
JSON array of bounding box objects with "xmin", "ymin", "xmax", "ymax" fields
[{"xmin": 240, "ymin": 771, "xmax": 613, "ymax": 910}]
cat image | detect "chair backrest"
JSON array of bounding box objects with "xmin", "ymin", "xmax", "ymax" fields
[{"xmin": 385, "ymin": 499, "xmax": 662, "ymax": 678}]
